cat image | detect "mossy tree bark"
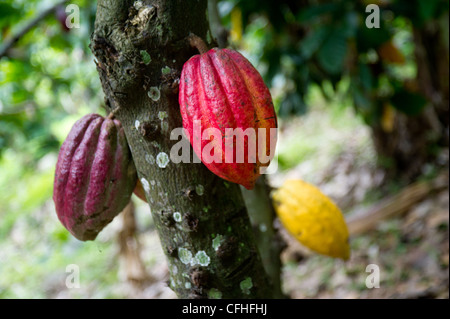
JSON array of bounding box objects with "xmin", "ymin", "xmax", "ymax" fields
[{"xmin": 90, "ymin": 0, "xmax": 272, "ymax": 298}]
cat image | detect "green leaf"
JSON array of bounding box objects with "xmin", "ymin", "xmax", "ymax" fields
[
  {"xmin": 317, "ymin": 30, "xmax": 348, "ymax": 75},
  {"xmin": 356, "ymin": 23, "xmax": 391, "ymax": 52},
  {"xmin": 0, "ymin": 112, "xmax": 27, "ymax": 126},
  {"xmin": 351, "ymin": 84, "xmax": 375, "ymax": 124},
  {"xmin": 299, "ymin": 26, "xmax": 329, "ymax": 59},
  {"xmin": 261, "ymin": 46, "xmax": 281, "ymax": 83},
  {"xmin": 0, "ymin": 3, "xmax": 21, "ymax": 28},
  {"xmin": 279, "ymin": 92, "xmax": 307, "ymax": 117},
  {"xmin": 297, "ymin": 3, "xmax": 339, "ymax": 23},
  {"xmin": 48, "ymin": 34, "xmax": 72, "ymax": 50},
  {"xmin": 390, "ymin": 87, "xmax": 427, "ymax": 116},
  {"xmin": 417, "ymin": 0, "xmax": 441, "ymax": 22},
  {"xmin": 342, "ymin": 12, "xmax": 359, "ymax": 38},
  {"xmin": 359, "ymin": 63, "xmax": 374, "ymax": 90}
]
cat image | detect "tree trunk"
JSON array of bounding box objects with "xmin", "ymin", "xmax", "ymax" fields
[
  {"xmin": 90, "ymin": 0, "xmax": 272, "ymax": 298},
  {"xmin": 371, "ymin": 111, "xmax": 437, "ymax": 182},
  {"xmin": 371, "ymin": 14, "xmax": 449, "ymax": 182},
  {"xmin": 412, "ymin": 15, "xmax": 449, "ymax": 143},
  {"xmin": 241, "ymin": 176, "xmax": 285, "ymax": 298}
]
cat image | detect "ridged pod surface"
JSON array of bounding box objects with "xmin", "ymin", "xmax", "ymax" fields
[
  {"xmin": 53, "ymin": 114, "xmax": 137, "ymax": 241},
  {"xmin": 179, "ymin": 48, "xmax": 277, "ymax": 190},
  {"xmin": 272, "ymin": 179, "xmax": 350, "ymax": 260}
]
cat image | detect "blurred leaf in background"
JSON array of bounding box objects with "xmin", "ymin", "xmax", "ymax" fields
[
  {"xmin": 0, "ymin": 0, "xmax": 448, "ymax": 298},
  {"xmin": 218, "ymin": 0, "xmax": 449, "ymax": 180},
  {"xmin": 0, "ymin": 0, "xmax": 103, "ymax": 212},
  {"xmin": 0, "ymin": 0, "xmax": 118, "ymax": 298}
]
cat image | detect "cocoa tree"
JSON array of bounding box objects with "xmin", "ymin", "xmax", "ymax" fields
[{"xmin": 90, "ymin": 0, "xmax": 274, "ymax": 298}]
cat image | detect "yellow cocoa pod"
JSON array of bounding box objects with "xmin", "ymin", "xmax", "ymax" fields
[{"xmin": 272, "ymin": 179, "xmax": 350, "ymax": 260}]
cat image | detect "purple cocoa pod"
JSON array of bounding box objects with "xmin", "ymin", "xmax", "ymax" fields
[{"xmin": 53, "ymin": 114, "xmax": 137, "ymax": 241}]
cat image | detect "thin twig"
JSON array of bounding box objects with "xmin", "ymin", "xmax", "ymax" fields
[
  {"xmin": 188, "ymin": 33, "xmax": 209, "ymax": 54},
  {"xmin": 346, "ymin": 170, "xmax": 448, "ymax": 236},
  {"xmin": 0, "ymin": 0, "xmax": 68, "ymax": 58}
]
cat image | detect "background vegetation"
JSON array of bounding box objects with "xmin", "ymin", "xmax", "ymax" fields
[{"xmin": 0, "ymin": 0, "xmax": 448, "ymax": 298}]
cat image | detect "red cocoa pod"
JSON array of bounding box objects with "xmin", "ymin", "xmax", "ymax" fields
[
  {"xmin": 179, "ymin": 47, "xmax": 277, "ymax": 189},
  {"xmin": 53, "ymin": 114, "xmax": 137, "ymax": 241}
]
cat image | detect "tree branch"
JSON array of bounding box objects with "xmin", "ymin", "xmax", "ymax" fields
[
  {"xmin": 346, "ymin": 170, "xmax": 448, "ymax": 236},
  {"xmin": 0, "ymin": 0, "xmax": 68, "ymax": 58}
]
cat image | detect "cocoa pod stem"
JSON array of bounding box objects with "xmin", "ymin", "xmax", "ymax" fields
[{"xmin": 188, "ymin": 33, "xmax": 208, "ymax": 55}]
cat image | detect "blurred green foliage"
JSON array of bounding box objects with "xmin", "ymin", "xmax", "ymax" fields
[
  {"xmin": 0, "ymin": 0, "xmax": 447, "ymax": 298},
  {"xmin": 0, "ymin": 0, "xmax": 112, "ymax": 298},
  {"xmin": 0, "ymin": 0, "xmax": 102, "ymax": 160},
  {"xmin": 0, "ymin": 0, "xmax": 103, "ymax": 217},
  {"xmin": 219, "ymin": 0, "xmax": 448, "ymax": 124}
]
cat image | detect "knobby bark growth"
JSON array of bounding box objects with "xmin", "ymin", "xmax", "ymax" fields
[{"xmin": 90, "ymin": 0, "xmax": 272, "ymax": 298}]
